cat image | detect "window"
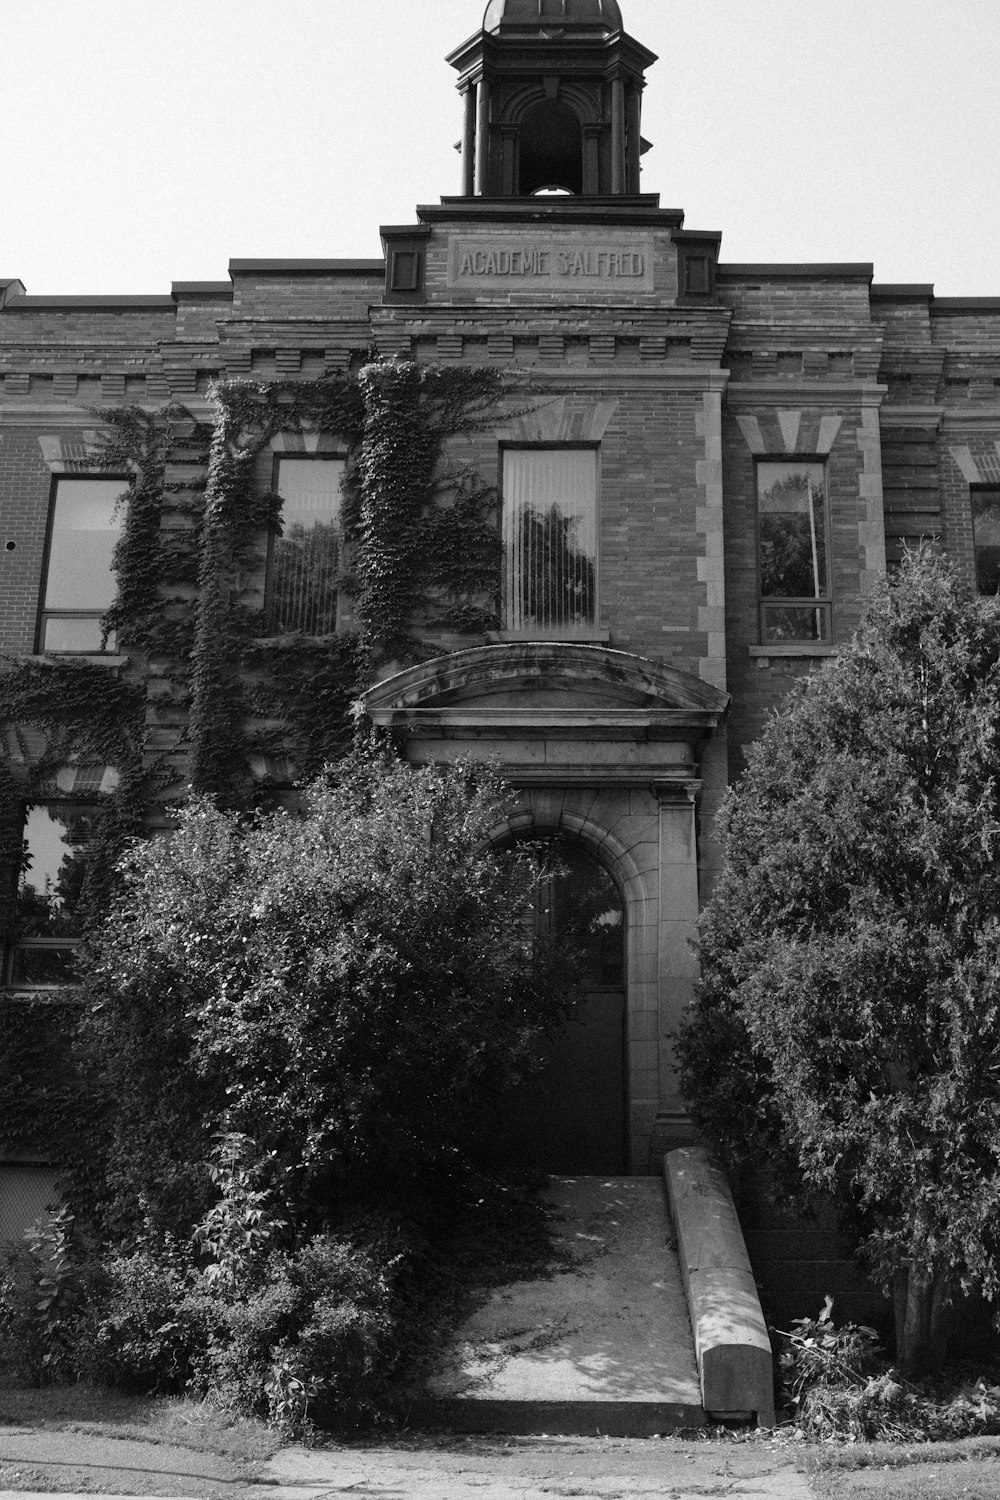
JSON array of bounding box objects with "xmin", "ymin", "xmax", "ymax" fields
[
  {"xmin": 7, "ymin": 801, "xmax": 100, "ymax": 987},
  {"xmin": 528, "ymin": 839, "xmax": 624, "ymax": 988},
  {"xmin": 756, "ymin": 460, "xmax": 831, "ymax": 643},
  {"xmin": 39, "ymin": 477, "xmax": 126, "ymax": 653},
  {"xmin": 266, "ymin": 456, "xmax": 346, "ymax": 635},
  {"xmin": 972, "ymin": 489, "xmax": 1000, "ymax": 595},
  {"xmin": 502, "ymin": 448, "xmax": 598, "ymax": 635}
]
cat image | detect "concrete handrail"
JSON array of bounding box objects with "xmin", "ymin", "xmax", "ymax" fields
[{"xmin": 664, "ymin": 1147, "xmax": 776, "ymax": 1426}]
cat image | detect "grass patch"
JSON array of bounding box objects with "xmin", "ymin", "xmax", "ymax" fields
[
  {"xmin": 806, "ymin": 1436, "xmax": 1000, "ymax": 1472},
  {"xmin": 0, "ymin": 1376, "xmax": 281, "ymax": 1467},
  {"xmin": 805, "ymin": 1441, "xmax": 1000, "ymax": 1499}
]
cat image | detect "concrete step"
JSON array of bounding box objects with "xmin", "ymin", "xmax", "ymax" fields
[{"xmin": 426, "ymin": 1175, "xmax": 705, "ymax": 1436}]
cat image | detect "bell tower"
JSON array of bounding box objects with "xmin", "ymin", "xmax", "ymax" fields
[{"xmin": 448, "ymin": 0, "xmax": 656, "ymax": 198}]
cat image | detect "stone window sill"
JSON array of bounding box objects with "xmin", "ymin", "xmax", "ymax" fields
[
  {"xmin": 749, "ymin": 644, "xmax": 837, "ymax": 658},
  {"xmin": 26, "ymin": 653, "xmax": 128, "ymax": 669}
]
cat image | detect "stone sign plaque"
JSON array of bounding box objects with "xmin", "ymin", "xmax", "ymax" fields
[{"xmin": 447, "ymin": 233, "xmax": 655, "ymax": 294}]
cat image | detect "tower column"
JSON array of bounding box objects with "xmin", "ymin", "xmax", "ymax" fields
[
  {"xmin": 475, "ymin": 75, "xmax": 491, "ymax": 195},
  {"xmin": 500, "ymin": 125, "xmax": 518, "ymax": 195},
  {"xmin": 626, "ymin": 84, "xmax": 642, "ymax": 193},
  {"xmin": 462, "ymin": 85, "xmax": 476, "ymax": 196},
  {"xmin": 583, "ymin": 124, "xmax": 602, "ymax": 194},
  {"xmin": 611, "ymin": 75, "xmax": 626, "ymax": 194}
]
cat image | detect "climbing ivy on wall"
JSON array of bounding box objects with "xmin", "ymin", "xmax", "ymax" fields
[
  {"xmin": 356, "ymin": 359, "xmax": 506, "ymax": 657},
  {"xmin": 97, "ymin": 404, "xmax": 211, "ymax": 657},
  {"xmin": 187, "ymin": 375, "xmax": 365, "ymax": 803},
  {"xmin": 189, "ymin": 359, "xmax": 507, "ymax": 805},
  {"xmin": 0, "ymin": 357, "xmax": 509, "ymax": 1158}
]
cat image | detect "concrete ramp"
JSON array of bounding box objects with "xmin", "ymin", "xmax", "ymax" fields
[{"xmin": 428, "ymin": 1176, "xmax": 705, "ymax": 1436}]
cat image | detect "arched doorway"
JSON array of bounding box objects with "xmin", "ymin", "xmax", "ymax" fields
[{"xmin": 501, "ymin": 837, "xmax": 627, "ymax": 1174}]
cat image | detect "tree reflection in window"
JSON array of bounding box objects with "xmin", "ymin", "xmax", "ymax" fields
[
  {"xmin": 757, "ymin": 461, "xmax": 830, "ymax": 642},
  {"xmin": 10, "ymin": 803, "xmax": 99, "ymax": 985},
  {"xmin": 267, "ymin": 457, "xmax": 346, "ymax": 635},
  {"xmin": 513, "ymin": 503, "xmax": 595, "ymax": 631}
]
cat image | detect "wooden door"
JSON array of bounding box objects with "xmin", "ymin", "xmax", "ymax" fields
[{"xmin": 499, "ymin": 840, "xmax": 627, "ymax": 1175}]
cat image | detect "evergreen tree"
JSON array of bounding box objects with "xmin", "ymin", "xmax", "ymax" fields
[{"xmin": 677, "ymin": 550, "xmax": 1000, "ymax": 1377}]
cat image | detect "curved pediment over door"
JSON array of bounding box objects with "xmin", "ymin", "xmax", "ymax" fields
[{"xmin": 361, "ymin": 643, "xmax": 729, "ymax": 788}]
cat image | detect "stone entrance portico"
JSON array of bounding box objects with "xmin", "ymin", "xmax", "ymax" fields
[{"xmin": 362, "ymin": 642, "xmax": 728, "ymax": 1170}]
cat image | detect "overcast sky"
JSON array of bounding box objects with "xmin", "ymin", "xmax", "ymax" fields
[{"xmin": 3, "ymin": 0, "xmax": 998, "ymax": 296}]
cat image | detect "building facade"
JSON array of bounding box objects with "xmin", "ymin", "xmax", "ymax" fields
[{"xmin": 3, "ymin": 0, "xmax": 1000, "ymax": 1311}]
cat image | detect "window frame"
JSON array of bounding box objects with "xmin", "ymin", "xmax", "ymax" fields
[
  {"xmin": 4, "ymin": 797, "xmax": 102, "ymax": 990},
  {"xmin": 971, "ymin": 485, "xmax": 1000, "ymax": 596},
  {"xmin": 754, "ymin": 456, "xmax": 833, "ymax": 645},
  {"xmin": 500, "ymin": 442, "xmax": 601, "ymax": 640},
  {"xmin": 265, "ymin": 452, "xmax": 348, "ymax": 637},
  {"xmin": 36, "ymin": 473, "xmax": 129, "ymax": 656}
]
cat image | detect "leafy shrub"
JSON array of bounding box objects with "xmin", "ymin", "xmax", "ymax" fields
[
  {"xmin": 196, "ymin": 1233, "xmax": 398, "ymax": 1432},
  {"xmin": 0, "ymin": 1207, "xmax": 80, "ymax": 1385},
  {"xmin": 74, "ymin": 1239, "xmax": 208, "ymax": 1393},
  {"xmin": 6, "ymin": 749, "xmax": 568, "ymax": 1430},
  {"xmin": 0, "ymin": 1134, "xmax": 415, "ymax": 1435},
  {"xmin": 72, "ymin": 747, "xmax": 566, "ymax": 1242}
]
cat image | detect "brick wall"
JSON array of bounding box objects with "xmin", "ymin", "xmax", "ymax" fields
[{"xmin": 0, "ymin": 427, "xmax": 54, "ymax": 656}]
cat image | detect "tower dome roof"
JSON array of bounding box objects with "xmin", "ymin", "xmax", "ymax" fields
[{"xmin": 483, "ymin": 0, "xmax": 624, "ymax": 32}]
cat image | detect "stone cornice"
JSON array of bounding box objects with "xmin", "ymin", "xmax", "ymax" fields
[
  {"xmin": 492, "ymin": 768, "xmax": 703, "ymax": 790},
  {"xmin": 368, "ymin": 707, "xmax": 723, "ymax": 737},
  {"xmin": 722, "ymin": 320, "xmax": 881, "ymax": 346},
  {"xmin": 418, "ymin": 197, "xmax": 683, "ymax": 230},
  {"xmin": 369, "ymin": 305, "xmax": 731, "ymax": 331},
  {"xmin": 2, "ymin": 295, "xmax": 175, "ymax": 310},
  {"xmin": 228, "ymin": 259, "xmax": 384, "ymax": 276},
  {"xmin": 0, "ymin": 342, "xmax": 166, "ymax": 353},
  {"xmin": 0, "ymin": 401, "xmax": 218, "ymax": 426},
  {"xmin": 507, "ymin": 367, "xmax": 731, "ymax": 390},
  {"xmin": 718, "ymin": 263, "xmax": 874, "ymax": 282}
]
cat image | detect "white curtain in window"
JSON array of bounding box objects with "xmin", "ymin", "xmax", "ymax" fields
[
  {"xmin": 502, "ymin": 449, "xmax": 597, "ymax": 632},
  {"xmin": 269, "ymin": 458, "xmax": 345, "ymax": 634}
]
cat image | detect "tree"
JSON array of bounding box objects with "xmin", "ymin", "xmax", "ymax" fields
[
  {"xmin": 72, "ymin": 744, "xmax": 565, "ymax": 1244},
  {"xmin": 676, "ymin": 550, "xmax": 1000, "ymax": 1379}
]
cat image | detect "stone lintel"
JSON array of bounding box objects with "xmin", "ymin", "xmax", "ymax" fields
[
  {"xmin": 725, "ymin": 381, "xmax": 888, "ymax": 410},
  {"xmin": 940, "ymin": 408, "xmax": 1000, "ymax": 432},
  {"xmin": 879, "ymin": 406, "xmax": 944, "ymax": 430}
]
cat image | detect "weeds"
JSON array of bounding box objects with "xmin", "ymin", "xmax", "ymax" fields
[{"xmin": 777, "ymin": 1298, "xmax": 1000, "ymax": 1442}]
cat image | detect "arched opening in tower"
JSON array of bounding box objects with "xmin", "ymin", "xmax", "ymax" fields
[{"xmin": 518, "ymin": 100, "xmax": 584, "ymax": 196}]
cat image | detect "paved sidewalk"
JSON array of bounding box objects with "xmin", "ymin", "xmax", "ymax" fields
[
  {"xmin": 259, "ymin": 1434, "xmax": 817, "ymax": 1499},
  {"xmin": 0, "ymin": 1423, "xmax": 255, "ymax": 1499},
  {"xmin": 0, "ymin": 1424, "xmax": 818, "ymax": 1500}
]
